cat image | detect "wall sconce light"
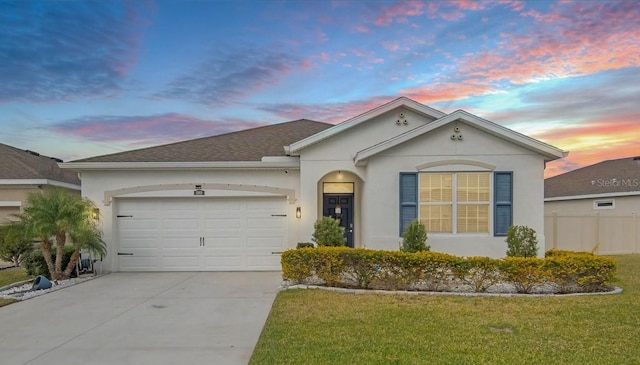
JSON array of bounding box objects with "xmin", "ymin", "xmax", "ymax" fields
[
  {"xmin": 337, "ymin": 170, "xmax": 343, "ymax": 180},
  {"xmin": 92, "ymin": 208, "xmax": 100, "ymax": 220},
  {"xmin": 296, "ymin": 207, "xmax": 301, "ymax": 219}
]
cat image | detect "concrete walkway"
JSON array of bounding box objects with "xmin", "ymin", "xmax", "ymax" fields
[{"xmin": 0, "ymin": 272, "xmax": 282, "ymax": 365}]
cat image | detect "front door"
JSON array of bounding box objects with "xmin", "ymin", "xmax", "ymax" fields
[{"xmin": 322, "ymin": 194, "xmax": 354, "ymax": 247}]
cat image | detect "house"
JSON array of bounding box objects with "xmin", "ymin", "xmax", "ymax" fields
[
  {"xmin": 0, "ymin": 143, "xmax": 81, "ymax": 222},
  {"xmin": 60, "ymin": 97, "xmax": 566, "ymax": 272},
  {"xmin": 544, "ymin": 156, "xmax": 640, "ymax": 254}
]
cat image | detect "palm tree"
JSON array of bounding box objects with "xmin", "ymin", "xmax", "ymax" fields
[{"xmin": 20, "ymin": 188, "xmax": 106, "ymax": 280}]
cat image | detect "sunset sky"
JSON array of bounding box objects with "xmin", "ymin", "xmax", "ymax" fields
[{"xmin": 1, "ymin": 0, "xmax": 638, "ymax": 177}]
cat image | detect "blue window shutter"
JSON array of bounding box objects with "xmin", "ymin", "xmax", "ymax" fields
[
  {"xmin": 494, "ymin": 172, "xmax": 513, "ymax": 236},
  {"xmin": 399, "ymin": 173, "xmax": 418, "ymax": 236}
]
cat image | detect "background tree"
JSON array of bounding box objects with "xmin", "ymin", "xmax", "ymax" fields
[
  {"xmin": 19, "ymin": 188, "xmax": 106, "ymax": 280},
  {"xmin": 0, "ymin": 221, "xmax": 33, "ymax": 267}
]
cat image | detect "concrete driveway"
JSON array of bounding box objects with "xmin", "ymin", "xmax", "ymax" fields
[{"xmin": 0, "ymin": 272, "xmax": 282, "ymax": 365}]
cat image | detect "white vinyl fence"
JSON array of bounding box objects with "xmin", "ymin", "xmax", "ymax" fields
[{"xmin": 545, "ymin": 212, "xmax": 640, "ymax": 255}]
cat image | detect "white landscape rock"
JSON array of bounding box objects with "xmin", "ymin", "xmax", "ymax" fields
[{"xmin": 0, "ymin": 276, "xmax": 97, "ymax": 301}]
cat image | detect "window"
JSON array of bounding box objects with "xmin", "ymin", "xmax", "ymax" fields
[
  {"xmin": 418, "ymin": 172, "xmax": 490, "ymax": 233},
  {"xmin": 594, "ymin": 199, "xmax": 615, "ymax": 210},
  {"xmin": 399, "ymin": 171, "xmax": 512, "ymax": 236}
]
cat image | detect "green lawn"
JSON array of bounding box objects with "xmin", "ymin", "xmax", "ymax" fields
[
  {"xmin": 0, "ymin": 268, "xmax": 33, "ymax": 307},
  {"xmin": 250, "ymin": 255, "xmax": 640, "ymax": 365}
]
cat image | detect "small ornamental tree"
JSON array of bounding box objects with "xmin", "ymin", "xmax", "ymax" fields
[
  {"xmin": 400, "ymin": 219, "xmax": 429, "ymax": 253},
  {"xmin": 312, "ymin": 216, "xmax": 346, "ymax": 247},
  {"xmin": 506, "ymin": 225, "xmax": 539, "ymax": 258}
]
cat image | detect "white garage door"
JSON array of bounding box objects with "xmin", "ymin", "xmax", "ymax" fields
[{"xmin": 116, "ymin": 197, "xmax": 287, "ymax": 271}]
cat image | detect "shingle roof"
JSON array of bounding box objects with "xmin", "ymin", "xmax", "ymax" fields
[
  {"xmin": 545, "ymin": 156, "xmax": 640, "ymax": 198},
  {"xmin": 0, "ymin": 144, "xmax": 81, "ymax": 185},
  {"xmin": 74, "ymin": 119, "xmax": 332, "ymax": 163}
]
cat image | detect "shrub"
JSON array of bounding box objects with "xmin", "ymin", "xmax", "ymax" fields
[
  {"xmin": 312, "ymin": 247, "xmax": 346, "ymax": 286},
  {"xmin": 506, "ymin": 225, "xmax": 539, "ymax": 258},
  {"xmin": 545, "ymin": 249, "xmax": 592, "ymax": 257},
  {"xmin": 341, "ymin": 248, "xmax": 383, "ymax": 289},
  {"xmin": 296, "ymin": 242, "xmax": 315, "ymax": 249},
  {"xmin": 0, "ymin": 223, "xmax": 33, "ymax": 267},
  {"xmin": 544, "ymin": 255, "xmax": 616, "ymax": 293},
  {"xmin": 376, "ymin": 250, "xmax": 423, "ymax": 290},
  {"xmin": 23, "ymin": 245, "xmax": 77, "ymax": 279},
  {"xmin": 414, "ymin": 251, "xmax": 458, "ymax": 291},
  {"xmin": 452, "ymin": 256, "xmax": 502, "ymax": 292},
  {"xmin": 400, "ymin": 219, "xmax": 429, "ymax": 253},
  {"xmin": 311, "ymin": 217, "xmax": 346, "ymax": 247},
  {"xmin": 501, "ymin": 257, "xmax": 547, "ymax": 294},
  {"xmin": 281, "ymin": 248, "xmax": 315, "ymax": 284}
]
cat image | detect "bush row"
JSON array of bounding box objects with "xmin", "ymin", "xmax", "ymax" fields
[{"xmin": 281, "ymin": 247, "xmax": 616, "ymax": 294}]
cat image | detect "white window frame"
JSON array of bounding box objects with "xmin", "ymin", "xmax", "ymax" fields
[
  {"xmin": 418, "ymin": 172, "xmax": 491, "ymax": 234},
  {"xmin": 593, "ymin": 199, "xmax": 615, "ymax": 210}
]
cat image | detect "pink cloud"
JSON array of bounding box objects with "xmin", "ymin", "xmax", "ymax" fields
[
  {"xmin": 50, "ymin": 114, "xmax": 266, "ymax": 145},
  {"xmin": 354, "ymin": 25, "xmax": 370, "ymax": 33},
  {"xmin": 374, "ymin": 1, "xmax": 424, "ymax": 26},
  {"xmin": 453, "ymin": 1, "xmax": 640, "ymax": 86},
  {"xmin": 530, "ymin": 114, "xmax": 640, "ymax": 178},
  {"xmin": 402, "ymin": 82, "xmax": 494, "ymax": 104},
  {"xmin": 259, "ymin": 96, "xmax": 395, "ymax": 124}
]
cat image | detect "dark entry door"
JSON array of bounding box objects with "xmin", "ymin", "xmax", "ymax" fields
[{"xmin": 322, "ymin": 194, "xmax": 354, "ymax": 247}]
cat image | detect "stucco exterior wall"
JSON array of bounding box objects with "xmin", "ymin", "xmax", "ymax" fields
[
  {"xmin": 299, "ymin": 117, "xmax": 549, "ymax": 258},
  {"xmin": 0, "ymin": 186, "xmax": 80, "ymax": 222}
]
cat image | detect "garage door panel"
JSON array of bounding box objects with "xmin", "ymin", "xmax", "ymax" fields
[
  {"xmin": 117, "ymin": 197, "xmax": 286, "ymax": 271},
  {"xmin": 247, "ymin": 218, "xmax": 284, "ymax": 229},
  {"xmin": 202, "ymin": 255, "xmax": 243, "ymax": 269},
  {"xmin": 247, "ymin": 237, "xmax": 283, "ymax": 249},
  {"xmin": 202, "ymin": 200, "xmax": 242, "ymax": 211},
  {"xmin": 162, "ymin": 218, "xmax": 199, "ymax": 229},
  {"xmin": 203, "ymin": 218, "xmax": 242, "ymax": 229},
  {"xmin": 118, "ymin": 218, "xmax": 157, "ymax": 230},
  {"xmin": 120, "ymin": 238, "xmax": 157, "ymax": 249}
]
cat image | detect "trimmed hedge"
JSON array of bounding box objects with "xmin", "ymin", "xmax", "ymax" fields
[{"xmin": 281, "ymin": 247, "xmax": 617, "ymax": 294}]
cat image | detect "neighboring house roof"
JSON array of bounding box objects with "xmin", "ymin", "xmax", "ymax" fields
[
  {"xmin": 286, "ymin": 97, "xmax": 446, "ymax": 155},
  {"xmin": 73, "ymin": 119, "xmax": 332, "ymax": 163},
  {"xmin": 545, "ymin": 156, "xmax": 640, "ymax": 199},
  {"xmin": 0, "ymin": 143, "xmax": 80, "ymax": 187},
  {"xmin": 353, "ymin": 109, "xmax": 567, "ymax": 166}
]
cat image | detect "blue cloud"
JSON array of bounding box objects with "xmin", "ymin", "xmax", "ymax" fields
[
  {"xmin": 155, "ymin": 47, "xmax": 299, "ymax": 106},
  {"xmin": 0, "ymin": 1, "xmax": 144, "ymax": 102},
  {"xmin": 49, "ymin": 113, "xmax": 265, "ymax": 146}
]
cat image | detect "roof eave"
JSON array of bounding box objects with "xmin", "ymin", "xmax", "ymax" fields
[
  {"xmin": 59, "ymin": 160, "xmax": 301, "ymax": 171},
  {"xmin": 287, "ymin": 97, "xmax": 446, "ymax": 155},
  {"xmin": 0, "ymin": 179, "xmax": 81, "ymax": 190},
  {"xmin": 353, "ymin": 110, "xmax": 567, "ymax": 165},
  {"xmin": 545, "ymin": 191, "xmax": 640, "ymax": 201}
]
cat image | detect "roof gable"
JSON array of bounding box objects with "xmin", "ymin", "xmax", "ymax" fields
[
  {"xmin": 286, "ymin": 97, "xmax": 446, "ymax": 155},
  {"xmin": 354, "ymin": 109, "xmax": 567, "ymax": 166},
  {"xmin": 545, "ymin": 156, "xmax": 640, "ymax": 198},
  {"xmin": 73, "ymin": 120, "xmax": 332, "ymax": 163},
  {"xmin": 0, "ymin": 144, "xmax": 80, "ymax": 186}
]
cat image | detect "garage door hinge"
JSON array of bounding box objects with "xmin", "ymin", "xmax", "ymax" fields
[
  {"xmin": 117, "ymin": 252, "xmax": 134, "ymax": 256},
  {"xmin": 117, "ymin": 215, "xmax": 133, "ymax": 218},
  {"xmin": 271, "ymin": 214, "xmax": 287, "ymax": 217}
]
